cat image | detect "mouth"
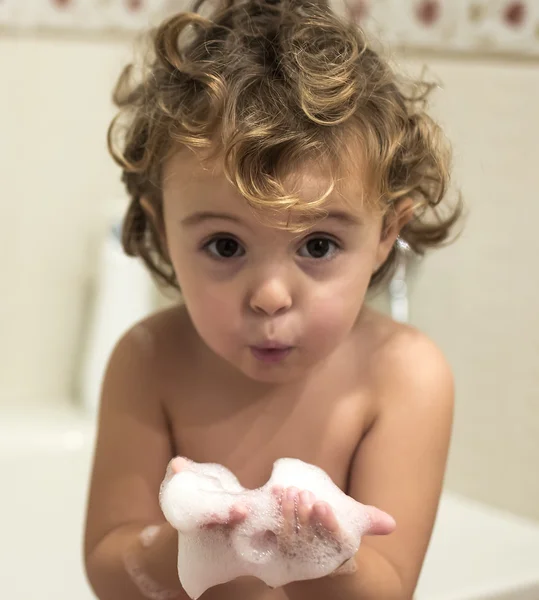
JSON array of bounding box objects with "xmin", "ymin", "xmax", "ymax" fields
[
  {"xmin": 253, "ymin": 342, "xmax": 291, "ymax": 350},
  {"xmin": 249, "ymin": 344, "xmax": 294, "ymax": 364}
]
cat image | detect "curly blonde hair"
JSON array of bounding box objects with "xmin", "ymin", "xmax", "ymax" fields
[{"xmin": 108, "ymin": 0, "xmax": 462, "ymax": 289}]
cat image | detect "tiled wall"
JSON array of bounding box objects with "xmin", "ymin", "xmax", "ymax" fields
[
  {"xmin": 402, "ymin": 53, "xmax": 539, "ymax": 522},
  {"xmin": 0, "ymin": 35, "xmax": 129, "ymax": 404},
  {"xmin": 0, "ymin": 30, "xmax": 537, "ymax": 519},
  {"xmin": 3, "ymin": 0, "xmax": 539, "ymax": 58}
]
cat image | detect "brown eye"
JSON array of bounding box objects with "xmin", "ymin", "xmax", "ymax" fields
[
  {"xmin": 206, "ymin": 237, "xmax": 245, "ymax": 259},
  {"xmin": 298, "ymin": 237, "xmax": 339, "ymax": 260}
]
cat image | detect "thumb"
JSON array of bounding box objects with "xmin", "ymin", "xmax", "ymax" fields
[{"xmin": 363, "ymin": 505, "xmax": 396, "ymax": 536}]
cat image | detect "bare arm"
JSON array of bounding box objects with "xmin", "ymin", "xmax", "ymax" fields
[
  {"xmin": 83, "ymin": 324, "xmax": 186, "ymax": 599},
  {"xmin": 84, "ymin": 323, "xmax": 272, "ymax": 600},
  {"xmin": 284, "ymin": 331, "xmax": 454, "ymax": 600}
]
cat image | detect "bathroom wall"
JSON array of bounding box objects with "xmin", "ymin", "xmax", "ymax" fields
[
  {"xmin": 0, "ymin": 32, "xmax": 537, "ymax": 519},
  {"xmin": 402, "ymin": 52, "xmax": 539, "ymax": 522},
  {"xmin": 0, "ymin": 32, "xmax": 130, "ymax": 405}
]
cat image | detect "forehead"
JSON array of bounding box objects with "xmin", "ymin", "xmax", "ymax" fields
[{"xmin": 162, "ymin": 146, "xmax": 372, "ymax": 218}]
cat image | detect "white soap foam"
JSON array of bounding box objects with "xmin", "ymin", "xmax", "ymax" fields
[
  {"xmin": 139, "ymin": 524, "xmax": 163, "ymax": 548},
  {"xmin": 159, "ymin": 457, "xmax": 371, "ymax": 599}
]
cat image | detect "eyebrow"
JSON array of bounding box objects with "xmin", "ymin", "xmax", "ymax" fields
[
  {"xmin": 180, "ymin": 211, "xmax": 242, "ymax": 227},
  {"xmin": 180, "ymin": 209, "xmax": 361, "ymax": 227},
  {"xmin": 323, "ymin": 210, "xmax": 362, "ymax": 226}
]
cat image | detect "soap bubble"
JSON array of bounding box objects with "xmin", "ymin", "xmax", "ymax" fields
[{"xmin": 160, "ymin": 457, "xmax": 372, "ymax": 599}]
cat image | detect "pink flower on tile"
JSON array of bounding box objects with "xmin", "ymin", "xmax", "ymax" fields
[
  {"xmin": 52, "ymin": 0, "xmax": 72, "ymax": 8},
  {"xmin": 415, "ymin": 0, "xmax": 441, "ymax": 27},
  {"xmin": 503, "ymin": 1, "xmax": 527, "ymax": 28},
  {"xmin": 126, "ymin": 0, "xmax": 144, "ymax": 12},
  {"xmin": 347, "ymin": 0, "xmax": 369, "ymax": 25}
]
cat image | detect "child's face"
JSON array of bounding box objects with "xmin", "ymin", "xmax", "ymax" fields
[{"xmin": 160, "ymin": 149, "xmax": 394, "ymax": 383}]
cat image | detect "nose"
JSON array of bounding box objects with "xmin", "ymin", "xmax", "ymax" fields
[{"xmin": 249, "ymin": 276, "xmax": 293, "ymax": 316}]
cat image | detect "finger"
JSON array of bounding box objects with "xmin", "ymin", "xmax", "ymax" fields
[
  {"xmin": 297, "ymin": 490, "xmax": 315, "ymax": 527},
  {"xmin": 162, "ymin": 457, "xmax": 187, "ymax": 488},
  {"xmin": 170, "ymin": 457, "xmax": 190, "ymax": 474},
  {"xmin": 363, "ymin": 505, "xmax": 396, "ymax": 536},
  {"xmin": 227, "ymin": 503, "xmax": 248, "ymax": 526},
  {"xmin": 281, "ymin": 487, "xmax": 299, "ymax": 535},
  {"xmin": 203, "ymin": 502, "xmax": 248, "ymax": 529},
  {"xmin": 311, "ymin": 501, "xmax": 340, "ymax": 535},
  {"xmin": 202, "ymin": 512, "xmax": 225, "ymax": 529},
  {"xmin": 272, "ymin": 485, "xmax": 284, "ymax": 506}
]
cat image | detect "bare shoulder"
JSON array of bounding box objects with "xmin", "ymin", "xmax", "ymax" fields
[
  {"xmin": 85, "ymin": 303, "xmax": 192, "ymax": 555},
  {"xmin": 348, "ymin": 308, "xmax": 454, "ymax": 595},
  {"xmin": 360, "ymin": 306, "xmax": 454, "ymax": 413},
  {"xmin": 115, "ymin": 303, "xmax": 194, "ymax": 373},
  {"xmin": 135, "ymin": 302, "xmax": 193, "ymax": 348}
]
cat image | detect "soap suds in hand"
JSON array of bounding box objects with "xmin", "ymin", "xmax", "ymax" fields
[{"xmin": 159, "ymin": 457, "xmax": 373, "ymax": 599}]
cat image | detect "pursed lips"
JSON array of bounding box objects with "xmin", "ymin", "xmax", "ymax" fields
[{"xmin": 249, "ymin": 343, "xmax": 294, "ymax": 363}]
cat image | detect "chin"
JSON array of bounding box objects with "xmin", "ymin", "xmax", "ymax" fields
[
  {"xmin": 236, "ymin": 351, "xmax": 324, "ymax": 384},
  {"xmin": 240, "ymin": 365, "xmax": 305, "ymax": 384}
]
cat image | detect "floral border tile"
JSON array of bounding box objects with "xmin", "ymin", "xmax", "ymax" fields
[
  {"xmin": 0, "ymin": 0, "xmax": 177, "ymax": 32},
  {"xmin": 0, "ymin": 0, "xmax": 538, "ymax": 57},
  {"xmin": 348, "ymin": 0, "xmax": 539, "ymax": 56}
]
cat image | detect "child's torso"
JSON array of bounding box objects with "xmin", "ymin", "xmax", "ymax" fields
[
  {"xmin": 166, "ymin": 368, "xmax": 372, "ymax": 491},
  {"xmin": 152, "ymin": 304, "xmax": 391, "ymax": 599}
]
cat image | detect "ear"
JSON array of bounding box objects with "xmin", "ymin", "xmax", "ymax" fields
[{"xmin": 373, "ymin": 198, "xmax": 414, "ymax": 272}]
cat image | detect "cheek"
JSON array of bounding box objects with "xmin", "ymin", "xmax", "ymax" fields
[
  {"xmin": 178, "ymin": 275, "xmax": 240, "ymax": 341},
  {"xmin": 305, "ymin": 269, "xmax": 370, "ymax": 339}
]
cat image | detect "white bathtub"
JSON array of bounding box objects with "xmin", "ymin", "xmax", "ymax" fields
[{"xmin": 1, "ymin": 406, "xmax": 539, "ymax": 600}]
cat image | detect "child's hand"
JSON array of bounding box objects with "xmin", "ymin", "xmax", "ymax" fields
[
  {"xmin": 272, "ymin": 484, "xmax": 396, "ymax": 575},
  {"xmin": 168, "ymin": 457, "xmax": 248, "ymax": 530},
  {"xmin": 273, "ymin": 484, "xmax": 395, "ymax": 537}
]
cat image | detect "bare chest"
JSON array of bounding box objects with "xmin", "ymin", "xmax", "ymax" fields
[
  {"xmin": 165, "ymin": 377, "xmax": 373, "ymax": 493},
  {"xmin": 161, "ymin": 347, "xmax": 375, "ymax": 600}
]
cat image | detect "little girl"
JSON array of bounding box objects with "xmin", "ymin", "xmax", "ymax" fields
[{"xmin": 84, "ymin": 0, "xmax": 461, "ymax": 598}]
